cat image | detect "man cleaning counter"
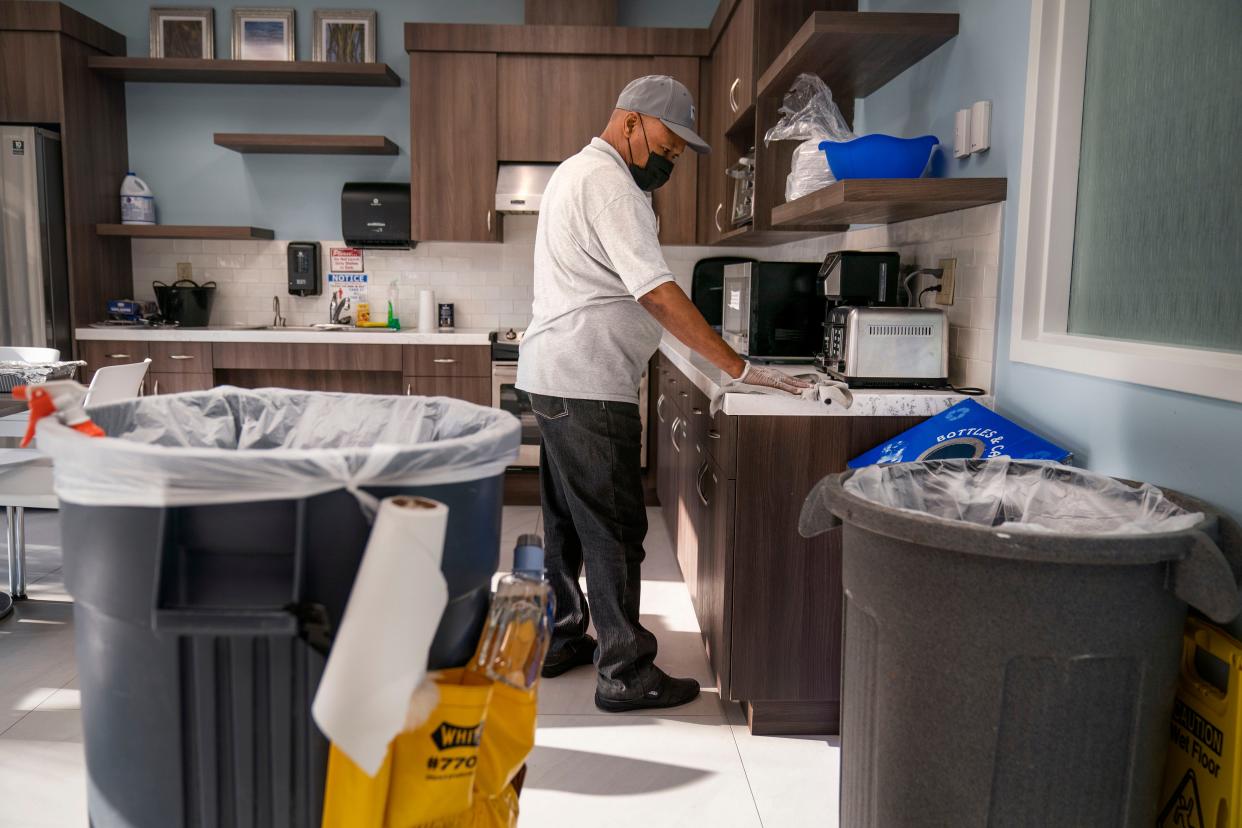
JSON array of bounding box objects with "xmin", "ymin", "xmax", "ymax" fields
[{"xmin": 516, "ymin": 75, "xmax": 813, "ymax": 714}]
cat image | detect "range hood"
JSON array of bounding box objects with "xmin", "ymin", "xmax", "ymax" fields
[{"xmin": 495, "ymin": 164, "xmax": 558, "ymax": 213}]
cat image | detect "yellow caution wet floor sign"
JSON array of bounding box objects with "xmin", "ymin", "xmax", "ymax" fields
[{"xmin": 1160, "ymin": 618, "xmax": 1241, "ymax": 828}]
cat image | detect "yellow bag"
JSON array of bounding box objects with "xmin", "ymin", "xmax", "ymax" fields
[
  {"xmin": 321, "ymin": 673, "xmax": 537, "ymax": 828},
  {"xmin": 474, "ymin": 683, "xmax": 538, "ymax": 798},
  {"xmin": 1159, "ymin": 618, "xmax": 1242, "ymax": 828},
  {"xmin": 322, "ymin": 669, "xmax": 493, "ymax": 828}
]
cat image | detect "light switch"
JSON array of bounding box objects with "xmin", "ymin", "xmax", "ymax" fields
[
  {"xmin": 954, "ymin": 109, "xmax": 972, "ymax": 159},
  {"xmin": 970, "ymin": 100, "xmax": 992, "ymax": 153}
]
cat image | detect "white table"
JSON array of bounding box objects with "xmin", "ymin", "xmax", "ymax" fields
[{"xmin": 0, "ymin": 451, "xmax": 56, "ymax": 619}]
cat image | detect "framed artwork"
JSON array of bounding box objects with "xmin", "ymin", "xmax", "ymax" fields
[
  {"xmin": 149, "ymin": 7, "xmax": 215, "ymax": 59},
  {"xmin": 231, "ymin": 8, "xmax": 295, "ymax": 61},
  {"xmin": 312, "ymin": 9, "xmax": 377, "ymax": 63}
]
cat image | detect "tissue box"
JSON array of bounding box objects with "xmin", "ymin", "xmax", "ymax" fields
[{"xmin": 849, "ymin": 398, "xmax": 1071, "ymax": 468}]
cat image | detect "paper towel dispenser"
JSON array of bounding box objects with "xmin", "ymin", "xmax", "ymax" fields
[{"xmin": 341, "ymin": 182, "xmax": 413, "ymax": 248}]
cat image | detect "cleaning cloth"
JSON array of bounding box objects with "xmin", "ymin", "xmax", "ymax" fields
[{"xmin": 710, "ymin": 375, "xmax": 853, "ymax": 416}]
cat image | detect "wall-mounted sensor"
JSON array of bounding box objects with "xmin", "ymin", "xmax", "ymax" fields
[
  {"xmin": 954, "ymin": 109, "xmax": 972, "ymax": 159},
  {"xmin": 970, "ymin": 100, "xmax": 992, "ymax": 153}
]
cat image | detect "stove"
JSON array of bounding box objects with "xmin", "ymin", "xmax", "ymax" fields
[{"xmin": 488, "ymin": 327, "xmax": 647, "ymax": 469}]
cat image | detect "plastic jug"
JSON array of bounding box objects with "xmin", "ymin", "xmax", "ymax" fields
[{"xmin": 120, "ymin": 172, "xmax": 155, "ymax": 225}]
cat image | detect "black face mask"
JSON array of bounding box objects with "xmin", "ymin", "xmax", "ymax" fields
[{"xmin": 625, "ymin": 118, "xmax": 674, "ymax": 192}]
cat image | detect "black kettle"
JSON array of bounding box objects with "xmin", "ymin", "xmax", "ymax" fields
[{"xmin": 153, "ymin": 279, "xmax": 217, "ymax": 327}]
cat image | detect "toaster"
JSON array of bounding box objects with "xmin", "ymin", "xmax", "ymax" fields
[{"xmin": 819, "ymin": 306, "xmax": 948, "ymax": 388}]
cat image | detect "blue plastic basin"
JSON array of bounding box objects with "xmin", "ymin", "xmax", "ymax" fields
[{"xmin": 819, "ymin": 134, "xmax": 939, "ymax": 180}]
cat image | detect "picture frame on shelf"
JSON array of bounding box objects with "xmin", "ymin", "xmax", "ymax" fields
[
  {"xmin": 149, "ymin": 7, "xmax": 215, "ymax": 59},
  {"xmin": 231, "ymin": 8, "xmax": 295, "ymax": 61},
  {"xmin": 312, "ymin": 9, "xmax": 377, "ymax": 63}
]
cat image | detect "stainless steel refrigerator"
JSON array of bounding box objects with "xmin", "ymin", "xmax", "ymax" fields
[{"xmin": 1, "ymin": 126, "xmax": 71, "ymax": 357}]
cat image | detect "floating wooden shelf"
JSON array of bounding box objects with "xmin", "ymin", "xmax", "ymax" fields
[
  {"xmin": 757, "ymin": 12, "xmax": 959, "ymax": 100},
  {"xmin": 96, "ymin": 224, "xmax": 275, "ymax": 240},
  {"xmin": 87, "ymin": 57, "xmax": 400, "ymax": 87},
  {"xmin": 214, "ymin": 133, "xmax": 399, "ymax": 155},
  {"xmin": 712, "ymin": 223, "xmax": 832, "ymax": 246},
  {"xmin": 770, "ymin": 178, "xmax": 1007, "ymax": 228}
]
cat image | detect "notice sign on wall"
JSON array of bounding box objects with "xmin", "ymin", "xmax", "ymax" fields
[{"xmin": 330, "ymin": 247, "xmax": 364, "ymax": 273}]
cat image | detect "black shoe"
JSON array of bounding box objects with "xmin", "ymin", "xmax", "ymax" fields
[
  {"xmin": 541, "ymin": 635, "xmax": 597, "ymax": 679},
  {"xmin": 594, "ymin": 673, "xmax": 701, "ymax": 713}
]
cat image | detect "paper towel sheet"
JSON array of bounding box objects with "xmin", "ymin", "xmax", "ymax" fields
[{"xmin": 312, "ymin": 496, "xmax": 450, "ymax": 775}]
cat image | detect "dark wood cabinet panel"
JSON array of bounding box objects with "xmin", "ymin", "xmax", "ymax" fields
[
  {"xmin": 677, "ymin": 438, "xmax": 706, "ymax": 605},
  {"xmin": 406, "ymin": 23, "xmax": 708, "ymax": 57},
  {"xmin": 78, "ymin": 339, "xmax": 150, "ymax": 384},
  {"xmin": 497, "ymin": 54, "xmax": 653, "ymax": 163},
  {"xmin": 655, "ymin": 391, "xmax": 681, "ymax": 547},
  {"xmin": 402, "ymin": 345, "xmax": 491, "ymax": 378},
  {"xmin": 213, "ymin": 342, "xmax": 401, "ymax": 372},
  {"xmin": 148, "ymin": 341, "xmax": 213, "ymax": 373},
  {"xmin": 149, "ymin": 372, "xmax": 213, "ymax": 396},
  {"xmin": 404, "ymin": 376, "xmax": 491, "ymax": 406},
  {"xmin": 728, "ymin": 414, "xmax": 922, "ymax": 707},
  {"xmin": 697, "ymin": 457, "xmax": 734, "ymax": 699},
  {"xmin": 0, "ymin": 32, "xmax": 61, "ymax": 122},
  {"xmin": 716, "ymin": 0, "xmax": 755, "ymax": 129},
  {"xmin": 649, "ymin": 55, "xmax": 700, "ymax": 245},
  {"xmin": 214, "ymin": 369, "xmax": 402, "ymax": 395},
  {"xmin": 410, "ymin": 51, "xmax": 498, "ymax": 242}
]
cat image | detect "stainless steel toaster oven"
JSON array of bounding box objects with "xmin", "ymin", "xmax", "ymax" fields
[{"xmin": 820, "ymin": 306, "xmax": 948, "ymax": 388}]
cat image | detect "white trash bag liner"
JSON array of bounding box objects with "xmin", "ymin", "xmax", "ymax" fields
[
  {"xmin": 838, "ymin": 459, "xmax": 1203, "ymax": 536},
  {"xmin": 34, "ymin": 386, "xmax": 520, "ymax": 512}
]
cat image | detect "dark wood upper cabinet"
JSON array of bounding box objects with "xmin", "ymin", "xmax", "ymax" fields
[
  {"xmin": 497, "ymin": 54, "xmax": 654, "ymax": 162},
  {"xmin": 409, "ymin": 51, "xmax": 499, "ymax": 242}
]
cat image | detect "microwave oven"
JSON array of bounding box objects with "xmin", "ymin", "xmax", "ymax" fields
[{"xmin": 721, "ymin": 261, "xmax": 823, "ymax": 362}]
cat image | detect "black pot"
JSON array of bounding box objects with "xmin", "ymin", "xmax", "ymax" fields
[{"xmin": 153, "ymin": 279, "xmax": 216, "ymax": 327}]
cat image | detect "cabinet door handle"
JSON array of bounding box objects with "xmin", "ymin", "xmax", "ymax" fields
[
  {"xmin": 406, "ymin": 383, "xmax": 412, "ymax": 396},
  {"xmin": 433, "ymin": 358, "xmax": 456, "ymax": 364},
  {"xmin": 696, "ymin": 462, "xmax": 710, "ymax": 507},
  {"xmin": 486, "ymin": 210, "xmax": 492, "ymax": 233},
  {"xmin": 729, "ymin": 77, "xmax": 740, "ymax": 113},
  {"xmin": 691, "ymin": 407, "xmax": 703, "ymax": 415},
  {"xmin": 106, "ymin": 353, "xmax": 131, "ymax": 359},
  {"xmin": 655, "ymin": 216, "xmax": 661, "ymax": 236},
  {"xmin": 714, "ymin": 203, "xmax": 724, "ymax": 233},
  {"xmin": 656, "ymin": 393, "xmax": 666, "ymax": 423},
  {"xmin": 679, "ymin": 391, "xmax": 689, "ymax": 399},
  {"xmin": 168, "ymin": 354, "xmax": 195, "ymax": 360},
  {"xmin": 708, "ymin": 429, "xmax": 721, "ymax": 440},
  {"xmin": 153, "ymin": 379, "xmax": 160, "ymax": 395},
  {"xmin": 670, "ymin": 416, "xmax": 682, "ymax": 453}
]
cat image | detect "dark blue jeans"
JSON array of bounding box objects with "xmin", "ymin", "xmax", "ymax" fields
[{"xmin": 530, "ymin": 393, "xmax": 659, "ymax": 698}]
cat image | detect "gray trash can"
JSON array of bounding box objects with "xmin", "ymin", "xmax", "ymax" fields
[
  {"xmin": 34, "ymin": 387, "xmax": 520, "ymax": 828},
  {"xmin": 799, "ymin": 459, "xmax": 1242, "ymax": 828}
]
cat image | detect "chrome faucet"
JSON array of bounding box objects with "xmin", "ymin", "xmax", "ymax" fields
[{"xmin": 272, "ymin": 296, "xmax": 286, "ymax": 327}]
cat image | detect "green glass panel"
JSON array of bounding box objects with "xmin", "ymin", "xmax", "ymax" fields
[{"xmin": 1068, "ymin": 0, "xmax": 1242, "ymax": 352}]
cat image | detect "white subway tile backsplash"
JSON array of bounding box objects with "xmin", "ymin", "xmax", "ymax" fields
[{"xmin": 127, "ymin": 202, "xmax": 1003, "ymax": 382}]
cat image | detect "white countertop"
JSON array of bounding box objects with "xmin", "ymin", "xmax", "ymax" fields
[
  {"xmin": 658, "ymin": 339, "xmax": 989, "ymax": 417},
  {"xmin": 75, "ymin": 326, "xmax": 494, "ymax": 346}
]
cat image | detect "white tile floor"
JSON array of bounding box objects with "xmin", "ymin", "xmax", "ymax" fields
[{"xmin": 0, "ymin": 507, "xmax": 839, "ymax": 827}]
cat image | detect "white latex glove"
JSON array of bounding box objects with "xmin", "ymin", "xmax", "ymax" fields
[{"xmin": 734, "ymin": 362, "xmax": 814, "ymax": 395}]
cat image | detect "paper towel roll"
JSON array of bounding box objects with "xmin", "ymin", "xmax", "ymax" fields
[
  {"xmin": 312, "ymin": 496, "xmax": 450, "ymax": 775},
  {"xmin": 418, "ymin": 290, "xmax": 436, "ymax": 332}
]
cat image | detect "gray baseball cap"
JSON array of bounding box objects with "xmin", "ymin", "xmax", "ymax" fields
[{"xmin": 616, "ymin": 75, "xmax": 711, "ymax": 155}]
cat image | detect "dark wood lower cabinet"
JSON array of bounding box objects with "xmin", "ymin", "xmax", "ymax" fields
[
  {"xmin": 657, "ymin": 352, "xmax": 921, "ymax": 735},
  {"xmin": 214, "ymin": 369, "xmax": 403, "ymax": 395},
  {"xmin": 148, "ymin": 372, "xmax": 213, "ymax": 395},
  {"xmin": 405, "ymin": 375, "xmax": 491, "ymax": 406}
]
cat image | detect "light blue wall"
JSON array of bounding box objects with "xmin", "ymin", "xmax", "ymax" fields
[
  {"xmin": 56, "ymin": 0, "xmax": 718, "ymax": 240},
  {"xmin": 859, "ymin": 0, "xmax": 1242, "ymax": 521}
]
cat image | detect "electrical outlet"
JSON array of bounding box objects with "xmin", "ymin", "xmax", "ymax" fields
[
  {"xmin": 935, "ymin": 258, "xmax": 957, "ymax": 305},
  {"xmin": 176, "ymin": 262, "xmax": 193, "ymax": 280}
]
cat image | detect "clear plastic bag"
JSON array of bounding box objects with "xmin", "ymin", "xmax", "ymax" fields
[
  {"xmin": 803, "ymin": 459, "xmax": 1205, "ymax": 536},
  {"xmin": 763, "ymin": 73, "xmax": 856, "ymax": 201},
  {"xmin": 33, "ymin": 386, "xmax": 520, "ymax": 513}
]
